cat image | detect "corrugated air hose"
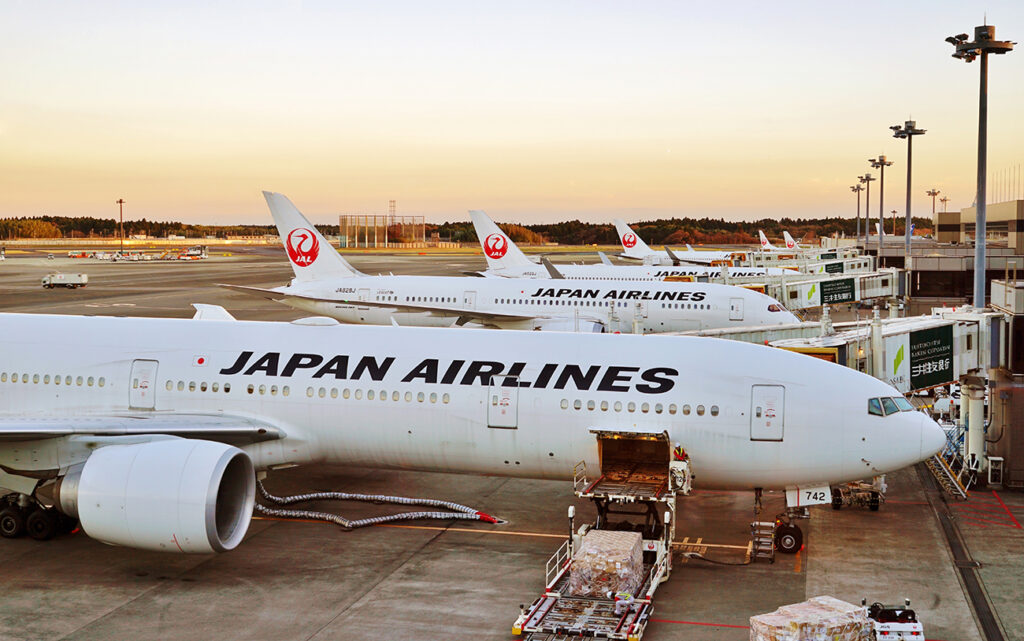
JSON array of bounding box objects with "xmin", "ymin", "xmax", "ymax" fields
[{"xmin": 254, "ymin": 480, "xmax": 503, "ymax": 530}]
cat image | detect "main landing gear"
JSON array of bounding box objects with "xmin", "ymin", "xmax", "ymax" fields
[{"xmin": 0, "ymin": 493, "xmax": 75, "ymax": 541}]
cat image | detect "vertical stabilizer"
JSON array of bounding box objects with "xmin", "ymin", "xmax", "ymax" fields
[
  {"xmin": 783, "ymin": 231, "xmax": 799, "ymax": 249},
  {"xmin": 613, "ymin": 219, "xmax": 654, "ymax": 258},
  {"xmin": 263, "ymin": 191, "xmax": 363, "ymax": 281},
  {"xmin": 758, "ymin": 230, "xmax": 776, "ymax": 250},
  {"xmin": 469, "ymin": 210, "xmax": 536, "ymax": 271}
]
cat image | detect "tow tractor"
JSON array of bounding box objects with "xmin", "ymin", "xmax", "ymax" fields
[
  {"xmin": 864, "ymin": 598, "xmax": 925, "ymax": 640},
  {"xmin": 512, "ymin": 429, "xmax": 691, "ymax": 641}
]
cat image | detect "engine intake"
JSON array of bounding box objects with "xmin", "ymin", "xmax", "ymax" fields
[{"xmin": 56, "ymin": 439, "xmax": 254, "ymax": 553}]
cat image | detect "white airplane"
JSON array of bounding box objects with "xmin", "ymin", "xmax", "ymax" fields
[
  {"xmin": 471, "ymin": 210, "xmax": 791, "ymax": 280},
  {"xmin": 613, "ymin": 219, "xmax": 744, "ymax": 266},
  {"xmin": 224, "ymin": 193, "xmax": 800, "ymax": 333},
  {"xmin": 0, "ymin": 309, "xmax": 946, "ymax": 553},
  {"xmin": 783, "ymin": 231, "xmax": 809, "ymax": 250}
]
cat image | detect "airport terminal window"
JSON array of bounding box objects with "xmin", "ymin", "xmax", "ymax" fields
[
  {"xmin": 868, "ymin": 398, "xmax": 883, "ymax": 416},
  {"xmin": 893, "ymin": 397, "xmax": 914, "ymax": 412},
  {"xmin": 880, "ymin": 397, "xmax": 899, "ymax": 415},
  {"xmin": 561, "ymin": 399, "xmax": 569, "ymax": 409}
]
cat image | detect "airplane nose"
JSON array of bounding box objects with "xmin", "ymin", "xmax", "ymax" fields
[{"xmin": 920, "ymin": 413, "xmax": 947, "ymax": 459}]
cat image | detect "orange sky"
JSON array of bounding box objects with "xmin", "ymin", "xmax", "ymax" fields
[{"xmin": 3, "ymin": 2, "xmax": 1023, "ymax": 225}]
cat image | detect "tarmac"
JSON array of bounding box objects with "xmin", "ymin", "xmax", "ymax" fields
[{"xmin": 0, "ymin": 245, "xmax": 1019, "ymax": 641}]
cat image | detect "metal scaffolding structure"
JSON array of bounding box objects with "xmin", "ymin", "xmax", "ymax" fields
[{"xmin": 339, "ymin": 214, "xmax": 425, "ymax": 248}]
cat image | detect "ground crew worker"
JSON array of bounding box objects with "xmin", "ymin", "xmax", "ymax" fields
[
  {"xmin": 673, "ymin": 443, "xmax": 687, "ymax": 461},
  {"xmin": 609, "ymin": 590, "xmax": 635, "ymax": 615}
]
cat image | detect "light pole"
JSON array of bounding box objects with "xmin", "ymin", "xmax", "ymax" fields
[
  {"xmin": 891, "ymin": 209, "xmax": 898, "ymax": 235},
  {"xmin": 940, "ymin": 195, "xmax": 949, "ymax": 213},
  {"xmin": 851, "ymin": 183, "xmax": 865, "ymax": 242},
  {"xmin": 946, "ymin": 25, "xmax": 1014, "ymax": 307},
  {"xmin": 861, "ymin": 173, "xmax": 875, "ymax": 248},
  {"xmin": 870, "ymin": 156, "xmax": 893, "ymax": 257},
  {"xmin": 115, "ymin": 198, "xmax": 125, "ymax": 255},
  {"xmin": 891, "ymin": 121, "xmax": 926, "ymax": 257}
]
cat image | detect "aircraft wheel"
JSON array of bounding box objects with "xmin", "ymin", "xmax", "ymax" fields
[
  {"xmin": 831, "ymin": 489, "xmax": 843, "ymax": 510},
  {"xmin": 0, "ymin": 507, "xmax": 26, "ymax": 538},
  {"xmin": 775, "ymin": 523, "xmax": 803, "ymax": 554},
  {"xmin": 869, "ymin": 493, "xmax": 880, "ymax": 512},
  {"xmin": 26, "ymin": 509, "xmax": 58, "ymax": 541}
]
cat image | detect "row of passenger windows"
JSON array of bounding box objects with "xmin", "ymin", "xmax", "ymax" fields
[
  {"xmin": 868, "ymin": 396, "xmax": 915, "ymax": 416},
  {"xmin": 1, "ymin": 372, "xmax": 105, "ymax": 387},
  {"xmin": 493, "ymin": 299, "xmax": 645, "ymax": 309},
  {"xmin": 164, "ymin": 379, "xmax": 452, "ymax": 404},
  {"xmin": 559, "ymin": 398, "xmax": 720, "ymax": 416}
]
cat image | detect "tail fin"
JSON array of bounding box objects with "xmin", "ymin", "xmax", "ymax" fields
[
  {"xmin": 263, "ymin": 191, "xmax": 363, "ymax": 281},
  {"xmin": 613, "ymin": 219, "xmax": 654, "ymax": 258},
  {"xmin": 783, "ymin": 231, "xmax": 798, "ymax": 249},
  {"xmin": 876, "ymin": 223, "xmax": 884, "ymax": 237},
  {"xmin": 469, "ymin": 210, "xmax": 535, "ymax": 271},
  {"xmin": 758, "ymin": 230, "xmax": 776, "ymax": 250}
]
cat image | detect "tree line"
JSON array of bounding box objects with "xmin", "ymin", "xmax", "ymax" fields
[{"xmin": 1, "ymin": 214, "xmax": 932, "ymax": 244}]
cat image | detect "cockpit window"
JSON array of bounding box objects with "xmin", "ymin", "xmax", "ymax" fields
[
  {"xmin": 880, "ymin": 397, "xmax": 899, "ymax": 416},
  {"xmin": 893, "ymin": 396, "xmax": 915, "ymax": 412},
  {"xmin": 767, "ymin": 304, "xmax": 785, "ymax": 312},
  {"xmin": 868, "ymin": 398, "xmax": 883, "ymax": 416}
]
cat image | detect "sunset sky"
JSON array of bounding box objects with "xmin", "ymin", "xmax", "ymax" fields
[{"xmin": 3, "ymin": 1, "xmax": 1024, "ymax": 225}]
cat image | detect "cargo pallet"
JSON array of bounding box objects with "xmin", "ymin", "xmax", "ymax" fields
[{"xmin": 513, "ymin": 430, "xmax": 691, "ymax": 641}]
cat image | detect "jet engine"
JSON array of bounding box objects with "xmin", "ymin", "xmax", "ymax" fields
[{"xmin": 53, "ymin": 439, "xmax": 254, "ymax": 553}]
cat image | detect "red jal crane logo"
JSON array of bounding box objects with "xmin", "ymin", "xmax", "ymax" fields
[
  {"xmin": 484, "ymin": 233, "xmax": 509, "ymax": 259},
  {"xmin": 286, "ymin": 228, "xmax": 320, "ymax": 266},
  {"xmin": 622, "ymin": 233, "xmax": 637, "ymax": 248}
]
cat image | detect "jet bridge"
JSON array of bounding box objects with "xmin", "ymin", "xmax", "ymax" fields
[{"xmin": 719, "ymin": 268, "xmax": 903, "ymax": 312}]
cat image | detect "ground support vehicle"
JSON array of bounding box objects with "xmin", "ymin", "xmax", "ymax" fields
[
  {"xmin": 513, "ymin": 430, "xmax": 691, "ymax": 641},
  {"xmin": 832, "ymin": 476, "xmax": 886, "ymax": 511},
  {"xmin": 865, "ymin": 599, "xmax": 925, "ymax": 639},
  {"xmin": 41, "ymin": 273, "xmax": 88, "ymax": 289}
]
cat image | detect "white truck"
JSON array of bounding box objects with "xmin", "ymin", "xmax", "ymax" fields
[{"xmin": 41, "ymin": 273, "xmax": 88, "ymax": 289}]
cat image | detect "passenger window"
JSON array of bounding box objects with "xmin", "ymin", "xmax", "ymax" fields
[
  {"xmin": 442, "ymin": 393, "xmax": 450, "ymax": 404},
  {"xmin": 394, "ymin": 391, "xmax": 401, "ymax": 401},
  {"xmin": 76, "ymin": 376, "xmax": 82, "ymax": 386},
  {"xmin": 417, "ymin": 392, "xmax": 425, "ymax": 402},
  {"xmin": 573, "ymin": 399, "xmax": 582, "ymax": 410},
  {"xmin": 561, "ymin": 399, "xmax": 569, "ymax": 409},
  {"xmin": 600, "ymin": 400, "xmax": 608, "ymax": 411},
  {"xmin": 868, "ymin": 398, "xmax": 883, "ymax": 416},
  {"xmin": 330, "ymin": 388, "xmax": 337, "ymax": 398},
  {"xmin": 225, "ymin": 382, "xmax": 232, "ymax": 393},
  {"xmin": 166, "ymin": 380, "xmax": 173, "ymax": 391},
  {"xmin": 367, "ymin": 390, "xmax": 375, "ymax": 400},
  {"xmin": 246, "ymin": 384, "xmax": 253, "ymax": 394},
  {"xmin": 33, "ymin": 374, "xmax": 39, "ymax": 384},
  {"xmin": 87, "ymin": 376, "xmax": 94, "ymax": 386},
  {"xmin": 641, "ymin": 403, "xmax": 649, "ymax": 413},
  {"xmin": 259, "ymin": 384, "xmax": 266, "ymax": 395},
  {"xmin": 669, "ymin": 403, "xmax": 677, "ymax": 415},
  {"xmin": 0, "ymin": 373, "xmax": 6, "ymax": 382},
  {"xmin": 177, "ymin": 381, "xmax": 185, "ymax": 391},
  {"xmin": 655, "ymin": 403, "xmax": 663, "ymax": 414},
  {"xmin": 212, "ymin": 382, "xmax": 220, "ymax": 392},
  {"xmin": 200, "ymin": 382, "xmax": 208, "ymax": 392},
  {"xmin": 614, "ymin": 401, "xmax": 622, "ymax": 412},
  {"xmin": 880, "ymin": 397, "xmax": 899, "ymax": 415},
  {"xmin": 380, "ymin": 390, "xmax": 387, "ymax": 402},
  {"xmin": 319, "ymin": 387, "xmax": 326, "ymax": 398},
  {"xmin": 587, "ymin": 400, "xmax": 595, "ymax": 411},
  {"xmin": 344, "ymin": 388, "xmax": 351, "ymax": 399},
  {"xmin": 682, "ymin": 404, "xmax": 691, "ymax": 415},
  {"xmin": 190, "ymin": 381, "xmax": 197, "ymax": 392},
  {"xmin": 405, "ymin": 391, "xmax": 412, "ymax": 402},
  {"xmin": 430, "ymin": 392, "xmax": 437, "ymax": 403},
  {"xmin": 627, "ymin": 402, "xmax": 636, "ymax": 413},
  {"xmin": 696, "ymin": 405, "xmax": 705, "ymax": 416},
  {"xmin": 306, "ymin": 387, "xmax": 314, "ymax": 398},
  {"xmin": 99, "ymin": 377, "xmax": 105, "ymax": 388},
  {"xmin": 893, "ymin": 396, "xmax": 914, "ymax": 412}
]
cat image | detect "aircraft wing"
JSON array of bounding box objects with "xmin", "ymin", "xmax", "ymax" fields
[
  {"xmin": 663, "ymin": 246, "xmax": 717, "ymax": 266},
  {"xmin": 0, "ymin": 413, "xmax": 285, "ymax": 444},
  {"xmin": 220, "ymin": 284, "xmax": 538, "ymax": 324}
]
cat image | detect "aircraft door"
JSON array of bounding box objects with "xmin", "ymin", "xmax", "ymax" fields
[
  {"xmin": 463, "ymin": 290, "xmax": 477, "ymax": 309},
  {"xmin": 729, "ymin": 297, "xmax": 744, "ymax": 321},
  {"xmin": 487, "ymin": 376, "xmax": 518, "ymax": 429},
  {"xmin": 750, "ymin": 384, "xmax": 784, "ymax": 441},
  {"xmin": 129, "ymin": 359, "xmax": 159, "ymax": 410}
]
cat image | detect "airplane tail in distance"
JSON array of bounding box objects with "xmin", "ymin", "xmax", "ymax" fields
[
  {"xmin": 613, "ymin": 219, "xmax": 654, "ymax": 257},
  {"xmin": 876, "ymin": 223, "xmax": 884, "ymax": 237},
  {"xmin": 469, "ymin": 210, "xmax": 536, "ymax": 271},
  {"xmin": 758, "ymin": 230, "xmax": 776, "ymax": 250},
  {"xmin": 783, "ymin": 231, "xmax": 799, "ymax": 249},
  {"xmin": 263, "ymin": 191, "xmax": 363, "ymax": 281}
]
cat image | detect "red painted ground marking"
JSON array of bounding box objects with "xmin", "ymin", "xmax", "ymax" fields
[
  {"xmin": 885, "ymin": 500, "xmax": 929, "ymax": 505},
  {"xmin": 651, "ymin": 618, "xmax": 749, "ymax": 629},
  {"xmin": 957, "ymin": 513, "xmax": 1014, "ymax": 527},
  {"xmin": 992, "ymin": 490, "xmax": 1023, "ymax": 529},
  {"xmin": 956, "ymin": 503, "xmax": 1014, "ymax": 515}
]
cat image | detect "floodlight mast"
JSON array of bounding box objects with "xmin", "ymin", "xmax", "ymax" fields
[
  {"xmin": 860, "ymin": 174, "xmax": 875, "ymax": 248},
  {"xmin": 891, "ymin": 121, "xmax": 926, "ymax": 257},
  {"xmin": 851, "ymin": 183, "xmax": 865, "ymax": 243},
  {"xmin": 926, "ymin": 189, "xmax": 940, "ymax": 228},
  {"xmin": 869, "ymin": 156, "xmax": 893, "ymax": 256},
  {"xmin": 946, "ymin": 24, "xmax": 1015, "ymax": 307}
]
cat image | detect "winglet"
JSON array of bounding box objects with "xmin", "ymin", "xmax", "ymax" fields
[
  {"xmin": 263, "ymin": 191, "xmax": 363, "ymax": 282},
  {"xmin": 191, "ymin": 304, "xmax": 237, "ymax": 321},
  {"xmin": 469, "ymin": 210, "xmax": 535, "ymax": 271},
  {"xmin": 664, "ymin": 245, "xmax": 681, "ymax": 265},
  {"xmin": 540, "ymin": 256, "xmax": 565, "ymax": 279},
  {"xmin": 597, "ymin": 251, "xmax": 613, "ymax": 266}
]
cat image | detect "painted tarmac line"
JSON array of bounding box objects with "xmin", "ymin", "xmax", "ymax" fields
[{"xmin": 992, "ymin": 490, "xmax": 1023, "ymax": 528}]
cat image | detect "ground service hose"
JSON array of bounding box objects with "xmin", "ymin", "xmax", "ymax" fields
[{"xmin": 254, "ymin": 480, "xmax": 501, "ymax": 530}]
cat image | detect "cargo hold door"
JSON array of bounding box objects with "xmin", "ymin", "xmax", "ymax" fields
[
  {"xmin": 750, "ymin": 384, "xmax": 784, "ymax": 441},
  {"xmin": 129, "ymin": 359, "xmax": 159, "ymax": 410}
]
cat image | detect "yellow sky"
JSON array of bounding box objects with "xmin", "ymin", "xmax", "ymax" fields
[{"xmin": 2, "ymin": 2, "xmax": 1023, "ymax": 224}]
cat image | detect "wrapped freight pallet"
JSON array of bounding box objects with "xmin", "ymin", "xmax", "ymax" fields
[
  {"xmin": 750, "ymin": 595, "xmax": 873, "ymax": 641},
  {"xmin": 567, "ymin": 530, "xmax": 643, "ymax": 597}
]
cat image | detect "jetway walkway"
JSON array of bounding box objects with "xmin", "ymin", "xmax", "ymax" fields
[{"xmin": 714, "ymin": 268, "xmax": 902, "ymax": 312}]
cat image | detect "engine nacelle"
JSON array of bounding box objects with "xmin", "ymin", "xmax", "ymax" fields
[{"xmin": 56, "ymin": 439, "xmax": 255, "ymax": 553}]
